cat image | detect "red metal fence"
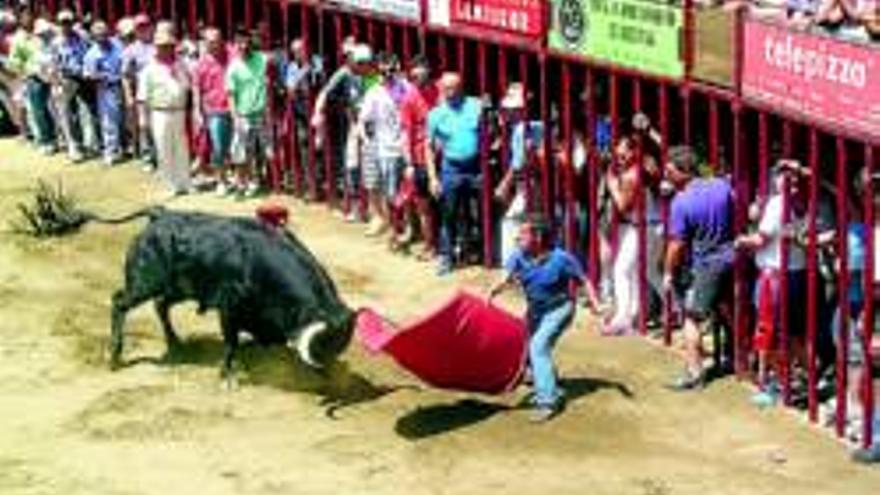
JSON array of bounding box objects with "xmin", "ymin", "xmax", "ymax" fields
[{"xmin": 29, "ymin": 0, "xmax": 879, "ymax": 451}]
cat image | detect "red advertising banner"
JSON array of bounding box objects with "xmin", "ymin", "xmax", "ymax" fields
[
  {"xmin": 743, "ymin": 19, "xmax": 880, "ymax": 139},
  {"xmin": 430, "ymin": 0, "xmax": 545, "ymax": 39}
]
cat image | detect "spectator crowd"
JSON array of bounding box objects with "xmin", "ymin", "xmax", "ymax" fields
[{"xmin": 0, "ymin": 2, "xmax": 878, "ymax": 464}]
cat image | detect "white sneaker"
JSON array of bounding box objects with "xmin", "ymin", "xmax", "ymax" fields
[
  {"xmin": 245, "ymin": 182, "xmax": 260, "ymax": 197},
  {"xmin": 365, "ymin": 218, "xmax": 387, "ymax": 237},
  {"xmin": 214, "ymin": 183, "xmax": 229, "ymax": 196}
]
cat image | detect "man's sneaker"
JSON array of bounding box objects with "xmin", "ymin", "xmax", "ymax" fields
[
  {"xmin": 666, "ymin": 370, "xmax": 706, "ymax": 392},
  {"xmin": 852, "ymin": 446, "xmax": 880, "ymax": 464},
  {"xmin": 530, "ymin": 406, "xmax": 559, "ymax": 423},
  {"xmin": 68, "ymin": 151, "xmax": 85, "ymax": 164},
  {"xmin": 436, "ymin": 257, "xmax": 453, "ymax": 277},
  {"xmin": 214, "ymin": 182, "xmax": 230, "ymax": 196},
  {"xmin": 245, "ymin": 182, "xmax": 260, "ymax": 197},
  {"xmin": 39, "ymin": 145, "xmax": 56, "ymax": 156},
  {"xmin": 751, "ymin": 388, "xmax": 779, "ymax": 409},
  {"xmin": 365, "ymin": 218, "xmax": 387, "ymax": 237}
]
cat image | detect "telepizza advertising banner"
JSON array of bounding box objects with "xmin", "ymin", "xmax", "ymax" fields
[
  {"xmin": 743, "ymin": 19, "xmax": 880, "ymax": 138},
  {"xmin": 549, "ymin": 0, "xmax": 685, "ymax": 79}
]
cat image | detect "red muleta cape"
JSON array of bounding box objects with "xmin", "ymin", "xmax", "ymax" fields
[{"xmin": 356, "ymin": 291, "xmax": 527, "ymax": 394}]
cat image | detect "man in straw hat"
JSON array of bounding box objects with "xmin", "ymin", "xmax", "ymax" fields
[
  {"xmin": 83, "ymin": 19, "xmax": 125, "ymax": 165},
  {"xmin": 138, "ymin": 22, "xmax": 191, "ymax": 195}
]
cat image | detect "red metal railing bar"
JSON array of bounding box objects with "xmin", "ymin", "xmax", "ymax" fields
[
  {"xmin": 863, "ymin": 144, "xmax": 876, "ymax": 449},
  {"xmin": 835, "ymin": 137, "xmax": 850, "ymax": 437},
  {"xmin": 807, "ymin": 127, "xmax": 820, "ymax": 422}
]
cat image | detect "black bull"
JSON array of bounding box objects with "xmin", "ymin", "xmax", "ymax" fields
[{"xmin": 106, "ymin": 208, "xmax": 356, "ymax": 378}]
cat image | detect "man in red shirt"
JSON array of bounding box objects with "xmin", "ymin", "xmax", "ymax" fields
[
  {"xmin": 193, "ymin": 27, "xmax": 233, "ymax": 194},
  {"xmin": 398, "ymin": 55, "xmax": 439, "ymax": 260}
]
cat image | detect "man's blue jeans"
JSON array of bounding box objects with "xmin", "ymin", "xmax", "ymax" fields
[
  {"xmin": 528, "ymin": 301, "xmax": 575, "ymax": 408},
  {"xmin": 438, "ymin": 160, "xmax": 481, "ymax": 267},
  {"xmin": 25, "ymin": 77, "xmax": 55, "ymax": 147}
]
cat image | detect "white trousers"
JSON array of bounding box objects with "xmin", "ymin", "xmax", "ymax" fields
[
  {"xmin": 151, "ymin": 109, "xmax": 191, "ymax": 193},
  {"xmin": 608, "ymin": 223, "xmax": 663, "ymax": 328},
  {"xmin": 500, "ymin": 191, "xmax": 527, "ymax": 265}
]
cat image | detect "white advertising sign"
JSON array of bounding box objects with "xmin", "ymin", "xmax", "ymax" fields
[{"xmin": 330, "ymin": 0, "xmax": 422, "ymax": 21}]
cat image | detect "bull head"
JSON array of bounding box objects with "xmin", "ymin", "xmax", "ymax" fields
[{"xmin": 292, "ymin": 309, "xmax": 356, "ymax": 368}]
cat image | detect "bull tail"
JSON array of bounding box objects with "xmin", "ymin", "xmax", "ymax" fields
[
  {"xmin": 87, "ymin": 206, "xmax": 164, "ymax": 225},
  {"xmin": 12, "ymin": 180, "xmax": 162, "ymax": 238}
]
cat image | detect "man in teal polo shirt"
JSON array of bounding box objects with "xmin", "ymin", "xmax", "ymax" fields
[{"xmin": 426, "ymin": 72, "xmax": 483, "ymax": 276}]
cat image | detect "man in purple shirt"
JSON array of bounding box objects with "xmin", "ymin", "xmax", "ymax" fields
[{"xmin": 663, "ymin": 145, "xmax": 735, "ymax": 391}]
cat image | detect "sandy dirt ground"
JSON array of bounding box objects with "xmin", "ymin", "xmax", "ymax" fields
[{"xmin": 0, "ymin": 138, "xmax": 878, "ymax": 495}]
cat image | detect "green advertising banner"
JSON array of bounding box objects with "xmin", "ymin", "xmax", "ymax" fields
[{"xmin": 549, "ymin": 0, "xmax": 684, "ymax": 79}]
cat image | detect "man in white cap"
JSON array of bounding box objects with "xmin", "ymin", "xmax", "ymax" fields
[
  {"xmin": 138, "ymin": 22, "xmax": 191, "ymax": 195},
  {"xmin": 83, "ymin": 19, "xmax": 125, "ymax": 165},
  {"xmin": 50, "ymin": 9, "xmax": 92, "ymax": 162},
  {"xmin": 311, "ymin": 41, "xmax": 374, "ymax": 221},
  {"xmin": 494, "ymin": 82, "xmax": 544, "ymax": 265}
]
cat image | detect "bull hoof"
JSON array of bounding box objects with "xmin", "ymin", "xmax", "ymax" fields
[{"xmin": 108, "ymin": 353, "xmax": 123, "ymax": 371}]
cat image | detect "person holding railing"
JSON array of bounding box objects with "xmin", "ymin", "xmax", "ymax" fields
[
  {"xmin": 735, "ymin": 160, "xmax": 810, "ymax": 407},
  {"xmin": 601, "ymin": 114, "xmax": 664, "ymax": 336},
  {"xmin": 311, "ymin": 40, "xmax": 373, "ymax": 222}
]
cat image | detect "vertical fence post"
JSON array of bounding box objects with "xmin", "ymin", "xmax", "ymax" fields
[
  {"xmin": 758, "ymin": 112, "xmax": 769, "ymax": 196},
  {"xmin": 539, "ymin": 55, "xmax": 551, "ymax": 218},
  {"xmin": 306, "ymin": 3, "xmax": 319, "ymax": 201},
  {"xmin": 807, "ymin": 127, "xmax": 820, "ymax": 423},
  {"xmin": 562, "ymin": 62, "xmax": 575, "ymax": 253},
  {"xmin": 835, "ymin": 137, "xmax": 850, "ymax": 438},
  {"xmin": 244, "ymin": 0, "xmax": 253, "ymax": 30},
  {"xmin": 634, "ymin": 79, "xmax": 648, "ymax": 336},
  {"xmin": 224, "ymin": 0, "xmax": 232, "ymax": 39},
  {"xmin": 659, "ymin": 84, "xmax": 672, "ymax": 346},
  {"xmin": 780, "ymin": 162, "xmax": 792, "ymax": 406},
  {"xmin": 863, "ymin": 144, "xmax": 876, "ymax": 450},
  {"xmin": 519, "ymin": 53, "xmax": 532, "ymax": 213},
  {"xmin": 206, "ymin": 0, "xmax": 215, "ymax": 27},
  {"xmin": 585, "ymin": 68, "xmax": 600, "ymax": 294},
  {"xmin": 709, "ymin": 98, "xmax": 719, "ymax": 170},
  {"xmin": 478, "ymin": 41, "xmax": 493, "ymax": 268},
  {"xmin": 732, "ymin": 103, "xmax": 748, "ymax": 376}
]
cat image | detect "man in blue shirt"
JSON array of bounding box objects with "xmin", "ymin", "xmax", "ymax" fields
[
  {"xmin": 84, "ymin": 19, "xmax": 125, "ymax": 165},
  {"xmin": 51, "ymin": 9, "xmax": 94, "ymax": 163},
  {"xmin": 488, "ymin": 217, "xmax": 601, "ymax": 422},
  {"xmin": 427, "ymin": 72, "xmax": 483, "ymax": 275}
]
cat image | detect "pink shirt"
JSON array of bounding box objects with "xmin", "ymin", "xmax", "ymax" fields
[{"xmin": 194, "ymin": 50, "xmax": 231, "ymax": 114}]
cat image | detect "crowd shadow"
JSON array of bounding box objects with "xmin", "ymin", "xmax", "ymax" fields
[
  {"xmin": 120, "ymin": 335, "xmax": 411, "ymax": 418},
  {"xmin": 395, "ymin": 376, "xmax": 634, "ymax": 441}
]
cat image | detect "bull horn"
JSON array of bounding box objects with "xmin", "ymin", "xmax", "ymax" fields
[{"xmin": 296, "ymin": 321, "xmax": 327, "ymax": 368}]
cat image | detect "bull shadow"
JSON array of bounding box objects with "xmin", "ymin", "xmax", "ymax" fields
[
  {"xmin": 123, "ymin": 336, "xmax": 410, "ymax": 417},
  {"xmin": 394, "ymin": 376, "xmax": 634, "ymax": 440}
]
